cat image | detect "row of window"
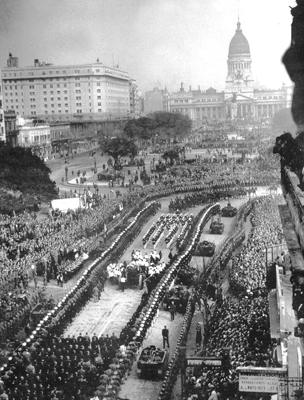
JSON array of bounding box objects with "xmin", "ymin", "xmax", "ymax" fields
[
  {"xmin": 3, "ymin": 68, "xmax": 104, "ymax": 78},
  {"xmin": 3, "ymin": 78, "xmax": 127, "ymax": 87},
  {"xmin": 3, "ymin": 81, "xmax": 104, "ymax": 90},
  {"xmin": 8, "ymin": 105, "xmax": 105, "ymax": 113},
  {"xmin": 6, "ymin": 92, "xmax": 104, "ymax": 101},
  {"xmin": 173, "ymin": 98, "xmax": 222, "ymax": 104},
  {"xmin": 256, "ymin": 95, "xmax": 284, "ymax": 100}
]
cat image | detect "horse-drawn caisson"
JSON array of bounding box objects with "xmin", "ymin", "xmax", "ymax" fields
[{"xmin": 221, "ymin": 202, "xmax": 237, "ymax": 217}]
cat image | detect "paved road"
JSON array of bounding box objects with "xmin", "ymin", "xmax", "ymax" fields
[
  {"xmin": 64, "ymin": 282, "xmax": 143, "ymax": 337},
  {"xmin": 119, "ymin": 310, "xmax": 184, "ymax": 400},
  {"xmin": 63, "ymin": 205, "xmax": 189, "ymax": 338}
]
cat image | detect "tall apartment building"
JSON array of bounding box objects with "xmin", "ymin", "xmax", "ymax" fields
[
  {"xmin": 129, "ymin": 79, "xmax": 141, "ymax": 118},
  {"xmin": 144, "ymin": 87, "xmax": 169, "ymax": 114},
  {"xmin": 0, "ymin": 80, "xmax": 5, "ymax": 142},
  {"xmin": 1, "ymin": 54, "xmax": 132, "ymax": 121}
]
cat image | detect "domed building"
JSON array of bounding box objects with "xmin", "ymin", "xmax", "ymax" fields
[
  {"xmin": 224, "ymin": 20, "xmax": 255, "ymax": 120},
  {"xmin": 169, "ymin": 20, "xmax": 292, "ymax": 126},
  {"xmin": 225, "ymin": 20, "xmax": 254, "ymax": 95}
]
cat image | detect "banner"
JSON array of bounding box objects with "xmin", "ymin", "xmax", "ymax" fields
[{"xmin": 51, "ymin": 197, "xmax": 84, "ymax": 213}]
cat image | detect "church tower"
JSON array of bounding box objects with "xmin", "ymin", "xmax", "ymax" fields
[{"xmin": 225, "ymin": 20, "xmax": 254, "ymax": 97}]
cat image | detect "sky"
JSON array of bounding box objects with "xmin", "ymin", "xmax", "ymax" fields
[{"xmin": 0, "ymin": 0, "xmax": 296, "ymax": 92}]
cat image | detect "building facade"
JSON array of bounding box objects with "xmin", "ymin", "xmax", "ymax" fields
[
  {"xmin": 170, "ymin": 84, "xmax": 225, "ymax": 124},
  {"xmin": 144, "ymin": 87, "xmax": 169, "ymax": 114},
  {"xmin": 1, "ymin": 54, "xmax": 133, "ymax": 121},
  {"xmin": 0, "ymin": 80, "xmax": 5, "ymax": 142},
  {"xmin": 129, "ymin": 80, "xmax": 141, "ymax": 118},
  {"xmin": 170, "ymin": 21, "xmax": 292, "ymax": 126},
  {"xmin": 17, "ymin": 120, "xmax": 51, "ymax": 159},
  {"xmin": 4, "ymin": 110, "xmax": 18, "ymax": 146}
]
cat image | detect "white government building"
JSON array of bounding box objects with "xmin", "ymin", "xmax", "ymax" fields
[{"xmin": 169, "ymin": 20, "xmax": 292, "ymax": 126}]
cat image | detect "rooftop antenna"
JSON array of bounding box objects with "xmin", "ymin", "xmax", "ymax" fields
[{"xmin": 112, "ymin": 54, "xmax": 114, "ymax": 67}]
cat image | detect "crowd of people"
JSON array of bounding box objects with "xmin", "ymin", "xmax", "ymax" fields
[
  {"xmin": 0, "ymin": 332, "xmax": 130, "ymax": 400},
  {"xmin": 185, "ymin": 291, "xmax": 275, "ymax": 400},
  {"xmin": 107, "ymin": 249, "xmax": 166, "ymax": 290},
  {"xmin": 0, "ymin": 191, "xmax": 145, "ymax": 345},
  {"xmin": 185, "ymin": 195, "xmax": 285, "ymax": 400},
  {"xmin": 0, "ymin": 142, "xmax": 288, "ymax": 400},
  {"xmin": 155, "ymin": 159, "xmax": 280, "ymax": 189},
  {"xmin": 0, "ymin": 202, "xmax": 161, "ymax": 400},
  {"xmin": 229, "ymin": 196, "xmax": 284, "ymax": 295}
]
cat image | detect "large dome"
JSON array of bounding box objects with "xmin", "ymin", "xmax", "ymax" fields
[{"xmin": 228, "ymin": 21, "xmax": 250, "ymax": 56}]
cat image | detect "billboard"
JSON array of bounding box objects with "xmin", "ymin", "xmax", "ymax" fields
[
  {"xmin": 239, "ymin": 374, "xmax": 279, "ymax": 393},
  {"xmin": 237, "ymin": 367, "xmax": 287, "ymax": 394}
]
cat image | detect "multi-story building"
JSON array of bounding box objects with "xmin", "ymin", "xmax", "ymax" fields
[
  {"xmin": 170, "ymin": 84, "xmax": 225, "ymax": 124},
  {"xmin": 129, "ymin": 79, "xmax": 140, "ymax": 118},
  {"xmin": 17, "ymin": 118, "xmax": 51, "ymax": 159},
  {"xmin": 4, "ymin": 110, "xmax": 18, "ymax": 146},
  {"xmin": 49, "ymin": 121, "xmax": 71, "ymax": 142},
  {"xmin": 0, "ymin": 80, "xmax": 5, "ymax": 142},
  {"xmin": 144, "ymin": 87, "xmax": 169, "ymax": 114},
  {"xmin": 1, "ymin": 54, "xmax": 132, "ymax": 121},
  {"xmin": 169, "ymin": 20, "xmax": 292, "ymax": 127}
]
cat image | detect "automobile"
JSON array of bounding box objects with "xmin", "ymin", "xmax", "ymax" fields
[
  {"xmin": 221, "ymin": 202, "xmax": 237, "ymax": 217},
  {"xmin": 137, "ymin": 346, "xmax": 169, "ymax": 379},
  {"xmin": 210, "ymin": 218, "xmax": 224, "ymax": 234},
  {"xmin": 195, "ymin": 240, "xmax": 216, "ymax": 257}
]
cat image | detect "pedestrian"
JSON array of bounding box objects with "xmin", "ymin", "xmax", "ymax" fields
[
  {"xmin": 120, "ymin": 269, "xmax": 127, "ymax": 292},
  {"xmin": 162, "ymin": 325, "xmax": 169, "ymax": 349},
  {"xmin": 169, "ymin": 302, "xmax": 176, "ymax": 321},
  {"xmin": 208, "ymin": 385, "xmax": 218, "ymax": 400},
  {"xmin": 31, "ymin": 264, "xmax": 38, "ymax": 289},
  {"xmin": 195, "ymin": 323, "xmax": 202, "ymax": 350}
]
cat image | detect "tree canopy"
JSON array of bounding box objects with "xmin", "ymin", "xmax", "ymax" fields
[
  {"xmin": 0, "ymin": 145, "xmax": 57, "ymax": 213},
  {"xmin": 124, "ymin": 111, "xmax": 192, "ymax": 141},
  {"xmin": 100, "ymin": 137, "xmax": 138, "ymax": 167},
  {"xmin": 162, "ymin": 149, "xmax": 180, "ymax": 165}
]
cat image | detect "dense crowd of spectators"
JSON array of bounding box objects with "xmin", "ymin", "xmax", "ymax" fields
[
  {"xmin": 155, "ymin": 159, "xmax": 280, "ymax": 188},
  {"xmin": 0, "ymin": 193, "xmax": 141, "ymax": 345},
  {"xmin": 185, "ymin": 196, "xmax": 284, "ymax": 400},
  {"xmin": 0, "ymin": 145, "xmax": 285, "ymax": 400},
  {"xmin": 0, "ymin": 333, "xmax": 127, "ymax": 400},
  {"xmin": 185, "ymin": 293, "xmax": 272, "ymax": 400},
  {"xmin": 229, "ymin": 196, "xmax": 284, "ymax": 295},
  {"xmin": 184, "ymin": 292, "xmax": 274, "ymax": 400}
]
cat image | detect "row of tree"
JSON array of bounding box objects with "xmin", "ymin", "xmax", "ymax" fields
[{"xmin": 99, "ymin": 111, "xmax": 192, "ymax": 168}]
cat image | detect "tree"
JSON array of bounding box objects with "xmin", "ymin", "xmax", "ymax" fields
[
  {"xmin": 0, "ymin": 145, "xmax": 57, "ymax": 213},
  {"xmin": 150, "ymin": 111, "xmax": 192, "ymax": 140},
  {"xmin": 101, "ymin": 137, "xmax": 138, "ymax": 169},
  {"xmin": 124, "ymin": 117, "xmax": 157, "ymax": 140},
  {"xmin": 124, "ymin": 112, "xmax": 192, "ymax": 142},
  {"xmin": 162, "ymin": 149, "xmax": 180, "ymax": 165}
]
